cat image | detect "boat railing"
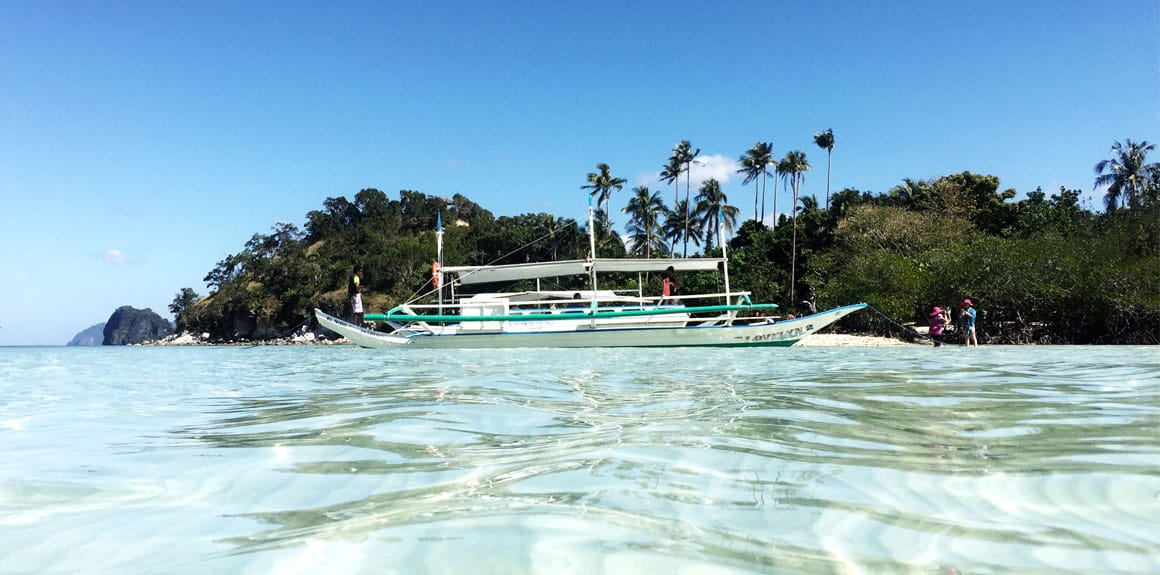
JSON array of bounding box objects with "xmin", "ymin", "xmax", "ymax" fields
[
  {"xmin": 401, "ymin": 290, "xmax": 758, "ymax": 315},
  {"xmin": 389, "ymin": 289, "xmax": 770, "ymax": 322}
]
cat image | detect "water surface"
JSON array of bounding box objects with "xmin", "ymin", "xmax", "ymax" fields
[{"xmin": 1, "ymin": 345, "xmax": 1157, "ymax": 574}]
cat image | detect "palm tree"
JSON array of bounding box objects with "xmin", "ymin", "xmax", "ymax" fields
[
  {"xmin": 1094, "ymin": 139, "xmax": 1158, "ymax": 211},
  {"xmin": 796, "ymin": 195, "xmax": 826, "ymax": 251},
  {"xmin": 888, "ymin": 177, "xmax": 926, "ymax": 208},
  {"xmin": 623, "ymin": 186, "xmax": 668, "ymax": 258},
  {"xmin": 694, "ymin": 179, "xmax": 740, "ymax": 249},
  {"xmin": 582, "ymin": 163, "xmax": 627, "ymax": 225},
  {"xmin": 774, "ymin": 157, "xmax": 792, "ymax": 227},
  {"xmin": 738, "ymin": 142, "xmax": 773, "ymax": 224},
  {"xmin": 813, "ymin": 129, "xmax": 835, "ymax": 210},
  {"xmin": 673, "ymin": 140, "xmax": 701, "ymax": 255},
  {"xmin": 589, "ymin": 212, "xmax": 623, "ymax": 258},
  {"xmin": 781, "ymin": 150, "xmax": 811, "ymax": 303},
  {"xmin": 738, "ymin": 155, "xmax": 759, "ymax": 222},
  {"xmin": 660, "ymin": 154, "xmax": 683, "ymax": 207},
  {"xmin": 663, "ymin": 198, "xmax": 700, "ymax": 257}
]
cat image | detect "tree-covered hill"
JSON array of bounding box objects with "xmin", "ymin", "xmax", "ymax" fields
[{"xmin": 172, "ymin": 164, "xmax": 1159, "ymax": 344}]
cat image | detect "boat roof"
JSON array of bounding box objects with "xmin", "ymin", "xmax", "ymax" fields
[{"xmin": 441, "ymin": 258, "xmax": 725, "ymax": 286}]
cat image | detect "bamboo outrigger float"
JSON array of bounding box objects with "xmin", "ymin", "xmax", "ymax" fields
[{"xmin": 315, "ymin": 205, "xmax": 866, "ymax": 348}]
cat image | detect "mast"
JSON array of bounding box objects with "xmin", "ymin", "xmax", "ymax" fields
[
  {"xmin": 437, "ymin": 212, "xmax": 444, "ymax": 315},
  {"xmin": 587, "ymin": 197, "xmax": 598, "ymax": 323},
  {"xmin": 719, "ymin": 206, "xmax": 731, "ymax": 304}
]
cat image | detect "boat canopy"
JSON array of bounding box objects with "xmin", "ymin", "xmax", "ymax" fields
[{"xmin": 441, "ymin": 258, "xmax": 726, "ymax": 286}]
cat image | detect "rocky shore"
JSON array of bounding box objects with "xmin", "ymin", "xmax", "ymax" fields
[{"xmin": 139, "ymin": 327, "xmax": 350, "ymax": 346}]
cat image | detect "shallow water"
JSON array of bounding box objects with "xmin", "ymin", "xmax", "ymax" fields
[{"xmin": 1, "ymin": 345, "xmax": 1157, "ymax": 574}]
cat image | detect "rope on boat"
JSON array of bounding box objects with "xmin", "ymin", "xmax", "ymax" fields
[
  {"xmin": 864, "ymin": 304, "xmax": 963, "ymax": 346},
  {"xmin": 402, "ymin": 219, "xmax": 580, "ymax": 305}
]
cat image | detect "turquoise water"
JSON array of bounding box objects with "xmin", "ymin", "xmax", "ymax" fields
[{"xmin": 1, "ymin": 345, "xmax": 1157, "ymax": 574}]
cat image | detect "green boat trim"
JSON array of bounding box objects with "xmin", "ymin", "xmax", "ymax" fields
[{"xmin": 364, "ymin": 302, "xmax": 779, "ymax": 323}]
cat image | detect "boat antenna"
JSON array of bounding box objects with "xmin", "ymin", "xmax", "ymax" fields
[{"xmin": 402, "ymin": 219, "xmax": 579, "ymax": 305}]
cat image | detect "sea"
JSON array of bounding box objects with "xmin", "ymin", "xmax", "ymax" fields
[{"xmin": 1, "ymin": 344, "xmax": 1157, "ymax": 574}]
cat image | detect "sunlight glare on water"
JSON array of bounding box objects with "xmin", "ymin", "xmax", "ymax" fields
[{"xmin": 0, "ymin": 345, "xmax": 1157, "ymax": 574}]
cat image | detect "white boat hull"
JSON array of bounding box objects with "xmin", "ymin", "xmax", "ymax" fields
[{"xmin": 314, "ymin": 304, "xmax": 867, "ymax": 349}]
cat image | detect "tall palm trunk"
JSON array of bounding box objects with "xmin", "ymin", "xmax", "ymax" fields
[
  {"xmin": 790, "ymin": 177, "xmax": 799, "ymax": 304},
  {"xmin": 825, "ymin": 149, "xmax": 832, "ymax": 211},
  {"xmin": 753, "ymin": 178, "xmax": 760, "ymax": 223},
  {"xmin": 772, "ymin": 175, "xmax": 779, "ymax": 228},
  {"xmin": 683, "ymin": 169, "xmax": 691, "ymax": 257},
  {"xmin": 673, "ymin": 182, "xmax": 680, "ymax": 258},
  {"xmin": 760, "ymin": 172, "xmax": 767, "ymax": 224}
]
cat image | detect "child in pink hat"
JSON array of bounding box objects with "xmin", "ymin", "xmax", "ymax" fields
[{"xmin": 928, "ymin": 306, "xmax": 950, "ymax": 347}]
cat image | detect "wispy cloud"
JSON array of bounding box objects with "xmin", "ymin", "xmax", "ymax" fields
[
  {"xmin": 101, "ymin": 248, "xmax": 144, "ymax": 265},
  {"xmin": 690, "ymin": 154, "xmax": 738, "ymax": 186},
  {"xmin": 637, "ymin": 153, "xmax": 741, "ymax": 191}
]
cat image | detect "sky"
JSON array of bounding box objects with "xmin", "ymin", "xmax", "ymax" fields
[{"xmin": 1, "ymin": 0, "xmax": 1157, "ymax": 346}]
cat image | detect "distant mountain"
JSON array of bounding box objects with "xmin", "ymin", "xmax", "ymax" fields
[
  {"xmin": 67, "ymin": 323, "xmax": 106, "ymax": 346},
  {"xmin": 102, "ymin": 306, "xmax": 174, "ymax": 345}
]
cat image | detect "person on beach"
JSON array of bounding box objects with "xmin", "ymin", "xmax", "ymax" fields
[
  {"xmin": 349, "ymin": 265, "xmax": 364, "ymax": 327},
  {"xmin": 928, "ymin": 306, "xmax": 950, "ymax": 347},
  {"xmin": 662, "ymin": 266, "xmax": 680, "ymax": 305},
  {"xmin": 959, "ymin": 298, "xmax": 977, "ymax": 346}
]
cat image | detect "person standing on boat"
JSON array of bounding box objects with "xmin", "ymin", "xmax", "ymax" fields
[
  {"xmin": 662, "ymin": 266, "xmax": 680, "ymax": 305},
  {"xmin": 959, "ymin": 298, "xmax": 978, "ymax": 346},
  {"xmin": 349, "ymin": 265, "xmax": 364, "ymax": 327},
  {"xmin": 928, "ymin": 306, "xmax": 950, "ymax": 347}
]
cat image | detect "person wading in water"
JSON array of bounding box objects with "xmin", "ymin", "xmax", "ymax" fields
[{"xmin": 349, "ymin": 265, "xmax": 364, "ymax": 327}]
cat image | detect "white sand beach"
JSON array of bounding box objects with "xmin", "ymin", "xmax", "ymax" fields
[{"xmin": 797, "ymin": 333, "xmax": 920, "ymax": 347}]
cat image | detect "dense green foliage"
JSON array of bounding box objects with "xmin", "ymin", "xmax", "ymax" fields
[
  {"xmin": 760, "ymin": 174, "xmax": 1160, "ymax": 344},
  {"xmin": 174, "ymin": 152, "xmax": 1160, "ymax": 344}
]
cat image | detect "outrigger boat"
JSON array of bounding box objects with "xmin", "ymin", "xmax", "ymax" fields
[{"xmin": 315, "ymin": 207, "xmax": 866, "ymax": 348}]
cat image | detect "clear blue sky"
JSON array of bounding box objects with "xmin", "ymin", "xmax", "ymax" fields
[{"xmin": 2, "ymin": 0, "xmax": 1157, "ymax": 345}]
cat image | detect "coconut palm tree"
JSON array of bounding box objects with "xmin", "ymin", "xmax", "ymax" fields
[
  {"xmin": 781, "ymin": 150, "xmax": 811, "ymax": 303},
  {"xmin": 660, "ymin": 154, "xmax": 683, "ymax": 207},
  {"xmin": 796, "ymin": 195, "xmax": 827, "ymax": 252},
  {"xmin": 581, "ymin": 163, "xmax": 627, "ymax": 225},
  {"xmin": 623, "ymin": 186, "xmax": 668, "ymax": 258},
  {"xmin": 738, "ymin": 142, "xmax": 773, "ymax": 224},
  {"xmin": 589, "ymin": 212, "xmax": 623, "ymax": 258},
  {"xmin": 738, "ymin": 155, "xmax": 760, "ymax": 222},
  {"xmin": 694, "ymin": 179, "xmax": 740, "ymax": 249},
  {"xmin": 1094, "ymin": 139, "xmax": 1158, "ymax": 211},
  {"xmin": 774, "ymin": 157, "xmax": 792, "ymax": 227},
  {"xmin": 813, "ymin": 129, "xmax": 835, "ymax": 210},
  {"xmin": 673, "ymin": 140, "xmax": 701, "ymax": 255},
  {"xmin": 663, "ymin": 198, "xmax": 699, "ymax": 257}
]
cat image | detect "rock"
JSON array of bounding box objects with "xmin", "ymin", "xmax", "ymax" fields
[
  {"xmin": 67, "ymin": 323, "xmax": 106, "ymax": 346},
  {"xmin": 102, "ymin": 306, "xmax": 174, "ymax": 345},
  {"xmin": 169, "ymin": 332, "xmax": 199, "ymax": 345},
  {"xmin": 291, "ymin": 331, "xmax": 316, "ymax": 344}
]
